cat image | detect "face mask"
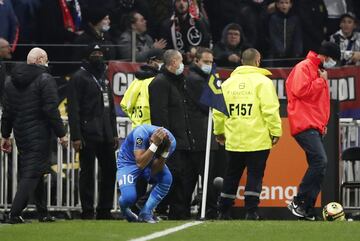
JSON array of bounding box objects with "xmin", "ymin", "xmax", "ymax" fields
[
  {"xmin": 89, "ymin": 55, "xmax": 104, "ymax": 65},
  {"xmin": 44, "ymin": 62, "xmax": 49, "ymax": 67},
  {"xmin": 157, "ymin": 63, "xmax": 163, "ymax": 71},
  {"xmin": 101, "ymin": 25, "xmax": 110, "ymax": 32},
  {"xmin": 323, "ymin": 58, "xmax": 336, "ymax": 69},
  {"xmin": 175, "ymin": 63, "xmax": 184, "ymax": 75},
  {"xmin": 201, "ymin": 64, "xmax": 212, "ymax": 75}
]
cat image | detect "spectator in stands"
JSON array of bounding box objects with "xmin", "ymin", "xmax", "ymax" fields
[
  {"xmin": 323, "ymin": 0, "xmax": 354, "ymax": 38},
  {"xmin": 293, "ymin": 0, "xmax": 327, "ymax": 53},
  {"xmin": 0, "ymin": 0, "xmax": 19, "ymax": 50},
  {"xmin": 67, "ymin": 44, "xmax": 118, "ymax": 220},
  {"xmin": 1, "ymin": 47, "xmax": 67, "ymax": 224},
  {"xmin": 267, "ymin": 0, "xmax": 303, "ymax": 67},
  {"xmin": 330, "ymin": 12, "xmax": 360, "ymax": 65},
  {"xmin": 213, "ymin": 23, "xmax": 249, "ymax": 68},
  {"xmin": 161, "ymin": 0, "xmax": 211, "ymax": 64},
  {"xmin": 72, "ymin": 7, "xmax": 116, "ymax": 62},
  {"xmin": 148, "ymin": 49, "xmax": 192, "ymax": 219},
  {"xmin": 117, "ymin": 124, "xmax": 175, "ymax": 223},
  {"xmin": 116, "ymin": 11, "xmax": 167, "ymax": 62},
  {"xmin": 109, "ymin": 0, "xmax": 156, "ymax": 39},
  {"xmin": 35, "ymin": 0, "xmax": 83, "ymax": 77},
  {"xmin": 0, "ymin": 38, "xmax": 12, "ymax": 105},
  {"xmin": 183, "ymin": 47, "xmax": 218, "ymax": 219}
]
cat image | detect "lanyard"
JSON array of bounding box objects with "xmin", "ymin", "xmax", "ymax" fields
[{"xmin": 81, "ymin": 66, "xmax": 104, "ymax": 91}]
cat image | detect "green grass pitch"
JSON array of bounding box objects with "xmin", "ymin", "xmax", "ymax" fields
[{"xmin": 1, "ymin": 220, "xmax": 360, "ymax": 241}]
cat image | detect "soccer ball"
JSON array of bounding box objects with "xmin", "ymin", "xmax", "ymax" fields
[{"xmin": 322, "ymin": 202, "xmax": 346, "ymax": 221}]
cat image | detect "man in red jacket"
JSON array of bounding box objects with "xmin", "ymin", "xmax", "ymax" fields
[{"xmin": 285, "ymin": 41, "xmax": 340, "ymax": 220}]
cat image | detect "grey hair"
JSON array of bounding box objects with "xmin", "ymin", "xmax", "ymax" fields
[{"xmin": 163, "ymin": 49, "xmax": 181, "ymax": 66}]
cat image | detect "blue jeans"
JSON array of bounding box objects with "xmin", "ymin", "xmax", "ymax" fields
[{"xmin": 294, "ymin": 129, "xmax": 328, "ymax": 209}]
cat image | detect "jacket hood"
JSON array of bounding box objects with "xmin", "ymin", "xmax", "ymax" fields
[
  {"xmin": 135, "ymin": 65, "xmax": 159, "ymax": 80},
  {"xmin": 231, "ymin": 66, "xmax": 272, "ymax": 76},
  {"xmin": 220, "ymin": 23, "xmax": 246, "ymax": 47},
  {"xmin": 11, "ymin": 64, "xmax": 48, "ymax": 89},
  {"xmin": 306, "ymin": 51, "xmax": 321, "ymax": 66}
]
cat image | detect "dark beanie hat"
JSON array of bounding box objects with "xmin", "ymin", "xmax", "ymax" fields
[
  {"xmin": 85, "ymin": 43, "xmax": 104, "ymax": 58},
  {"xmin": 84, "ymin": 8, "xmax": 109, "ymax": 25},
  {"xmin": 318, "ymin": 41, "xmax": 341, "ymax": 60}
]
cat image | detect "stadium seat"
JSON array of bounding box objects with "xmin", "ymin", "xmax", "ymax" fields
[{"xmin": 340, "ymin": 147, "xmax": 360, "ymax": 213}]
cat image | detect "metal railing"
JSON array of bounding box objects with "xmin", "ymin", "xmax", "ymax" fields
[
  {"xmin": 339, "ymin": 118, "xmax": 360, "ymax": 210},
  {"xmin": 0, "ymin": 117, "xmax": 132, "ymax": 216}
]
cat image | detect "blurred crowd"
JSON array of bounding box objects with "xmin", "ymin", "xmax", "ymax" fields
[{"xmin": 1, "ymin": 0, "xmax": 360, "ymax": 73}]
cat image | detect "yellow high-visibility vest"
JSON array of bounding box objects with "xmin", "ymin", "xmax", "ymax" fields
[
  {"xmin": 213, "ymin": 66, "xmax": 282, "ymax": 152},
  {"xmin": 120, "ymin": 77, "xmax": 153, "ymax": 129}
]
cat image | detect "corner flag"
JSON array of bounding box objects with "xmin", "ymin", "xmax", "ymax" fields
[{"xmin": 199, "ymin": 64, "xmax": 229, "ymax": 116}]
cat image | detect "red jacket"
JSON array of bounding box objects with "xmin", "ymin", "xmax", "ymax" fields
[{"xmin": 286, "ymin": 51, "xmax": 330, "ymax": 136}]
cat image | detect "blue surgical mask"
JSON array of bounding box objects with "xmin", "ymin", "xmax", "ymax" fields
[
  {"xmin": 175, "ymin": 63, "xmax": 184, "ymax": 75},
  {"xmin": 323, "ymin": 58, "xmax": 336, "ymax": 69},
  {"xmin": 201, "ymin": 64, "xmax": 212, "ymax": 75}
]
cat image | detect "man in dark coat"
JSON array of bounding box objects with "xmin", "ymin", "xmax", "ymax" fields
[
  {"xmin": 0, "ymin": 38, "xmax": 12, "ymax": 105},
  {"xmin": 67, "ymin": 44, "xmax": 118, "ymax": 220},
  {"xmin": 148, "ymin": 49, "xmax": 193, "ymax": 219},
  {"xmin": 1, "ymin": 47, "xmax": 67, "ymax": 224},
  {"xmin": 184, "ymin": 47, "xmax": 218, "ymax": 218}
]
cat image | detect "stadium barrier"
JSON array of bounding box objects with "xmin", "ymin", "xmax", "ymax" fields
[
  {"xmin": 0, "ymin": 117, "xmax": 359, "ymax": 218},
  {"xmin": 340, "ymin": 119, "xmax": 360, "ymax": 210},
  {"xmin": 0, "ymin": 117, "xmax": 132, "ymax": 218}
]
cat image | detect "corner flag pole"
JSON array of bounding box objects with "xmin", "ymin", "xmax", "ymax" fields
[{"xmin": 200, "ymin": 107, "xmax": 213, "ymax": 219}]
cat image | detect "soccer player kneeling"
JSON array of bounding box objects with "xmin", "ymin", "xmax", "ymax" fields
[{"xmin": 116, "ymin": 124, "xmax": 176, "ymax": 223}]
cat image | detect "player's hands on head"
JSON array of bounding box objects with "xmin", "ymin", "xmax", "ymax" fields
[{"xmin": 150, "ymin": 128, "xmax": 167, "ymax": 146}]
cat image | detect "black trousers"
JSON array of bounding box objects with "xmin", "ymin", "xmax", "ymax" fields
[
  {"xmin": 294, "ymin": 129, "xmax": 328, "ymax": 210},
  {"xmin": 219, "ymin": 149, "xmax": 269, "ymax": 213},
  {"xmin": 158, "ymin": 150, "xmax": 188, "ymax": 220},
  {"xmin": 182, "ymin": 151, "xmax": 217, "ymax": 218},
  {"xmin": 79, "ymin": 140, "xmax": 116, "ymax": 214},
  {"xmin": 10, "ymin": 176, "xmax": 47, "ymax": 217}
]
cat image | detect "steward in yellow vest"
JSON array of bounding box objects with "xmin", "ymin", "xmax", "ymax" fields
[
  {"xmin": 120, "ymin": 54, "xmax": 163, "ymax": 129},
  {"xmin": 214, "ymin": 48, "xmax": 282, "ymax": 220}
]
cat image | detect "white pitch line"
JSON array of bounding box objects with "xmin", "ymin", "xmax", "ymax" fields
[{"xmin": 129, "ymin": 221, "xmax": 204, "ymax": 241}]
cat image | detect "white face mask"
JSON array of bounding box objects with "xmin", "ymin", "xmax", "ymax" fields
[
  {"xmin": 201, "ymin": 64, "xmax": 212, "ymax": 75},
  {"xmin": 102, "ymin": 24, "xmax": 110, "ymax": 32},
  {"xmin": 323, "ymin": 58, "xmax": 336, "ymax": 68},
  {"xmin": 175, "ymin": 63, "xmax": 184, "ymax": 75},
  {"xmin": 157, "ymin": 63, "xmax": 163, "ymax": 71}
]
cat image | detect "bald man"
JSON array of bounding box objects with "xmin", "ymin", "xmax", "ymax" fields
[
  {"xmin": 214, "ymin": 48, "xmax": 282, "ymax": 220},
  {"xmin": 1, "ymin": 47, "xmax": 67, "ymax": 224},
  {"xmin": 0, "ymin": 38, "xmax": 12, "ymax": 105}
]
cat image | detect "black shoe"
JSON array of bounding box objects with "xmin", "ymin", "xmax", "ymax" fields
[
  {"xmin": 217, "ymin": 210, "xmax": 232, "ymax": 220},
  {"xmin": 81, "ymin": 211, "xmax": 95, "ymax": 220},
  {"xmin": 245, "ymin": 211, "xmax": 261, "ymax": 220},
  {"xmin": 288, "ymin": 200, "xmax": 306, "ymax": 218},
  {"xmin": 96, "ymin": 211, "xmax": 115, "ymax": 220},
  {"xmin": 9, "ymin": 216, "xmax": 26, "ymax": 224},
  {"xmin": 39, "ymin": 215, "xmax": 56, "ymax": 222}
]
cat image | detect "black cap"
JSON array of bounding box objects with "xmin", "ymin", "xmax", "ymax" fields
[
  {"xmin": 318, "ymin": 41, "xmax": 341, "ymax": 60},
  {"xmin": 83, "ymin": 8, "xmax": 109, "ymax": 25},
  {"xmin": 147, "ymin": 49, "xmax": 165, "ymax": 62},
  {"xmin": 340, "ymin": 12, "xmax": 357, "ymax": 22},
  {"xmin": 86, "ymin": 43, "xmax": 104, "ymax": 57}
]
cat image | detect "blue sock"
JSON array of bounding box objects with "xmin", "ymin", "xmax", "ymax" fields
[{"xmin": 141, "ymin": 170, "xmax": 172, "ymax": 214}]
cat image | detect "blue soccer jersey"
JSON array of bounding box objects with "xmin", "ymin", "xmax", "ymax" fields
[{"xmin": 117, "ymin": 124, "xmax": 176, "ymax": 169}]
